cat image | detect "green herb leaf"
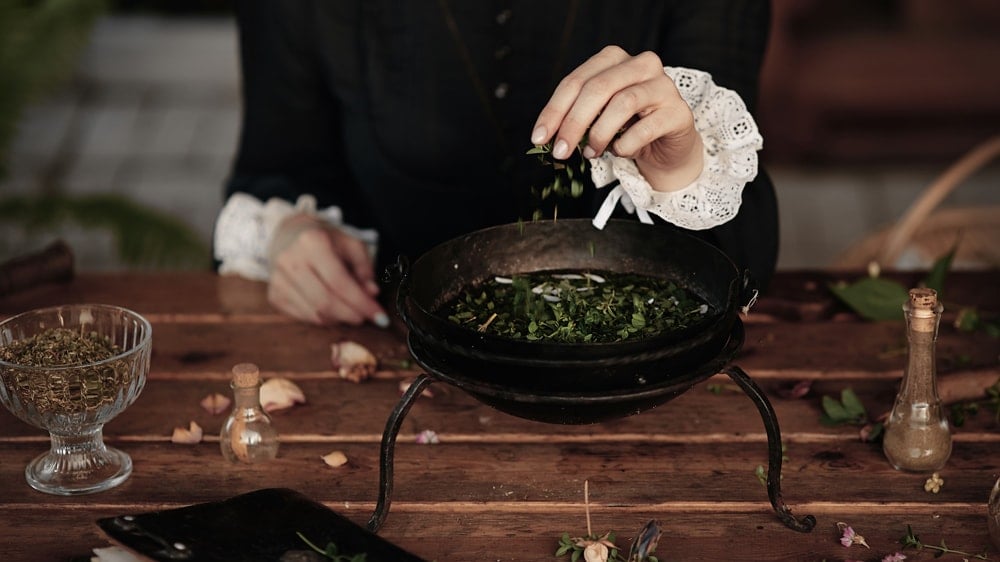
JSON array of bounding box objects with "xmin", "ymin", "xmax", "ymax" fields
[
  {"xmin": 829, "ymin": 277, "xmax": 910, "ymax": 321},
  {"xmin": 839, "ymin": 388, "xmax": 867, "ymax": 420}
]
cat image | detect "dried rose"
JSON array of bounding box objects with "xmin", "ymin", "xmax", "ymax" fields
[
  {"xmin": 259, "ymin": 378, "xmax": 306, "ymax": 412},
  {"xmin": 321, "ymin": 451, "xmax": 349, "ymax": 468},
  {"xmin": 330, "ymin": 340, "xmax": 378, "ymax": 383},
  {"xmin": 200, "ymin": 393, "xmax": 231, "ymax": 415},
  {"xmin": 171, "ymin": 421, "xmax": 203, "ymax": 444},
  {"xmin": 837, "ymin": 522, "xmax": 870, "ymax": 549},
  {"xmin": 582, "ymin": 542, "xmax": 608, "ymax": 562}
]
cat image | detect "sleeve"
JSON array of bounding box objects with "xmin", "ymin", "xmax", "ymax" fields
[
  {"xmin": 213, "ymin": 1, "xmax": 371, "ymax": 277},
  {"xmin": 590, "ymin": 65, "xmax": 763, "ymax": 231},
  {"xmin": 592, "ymin": 0, "xmax": 778, "ymax": 288},
  {"xmin": 226, "ymin": 1, "xmax": 350, "ymax": 205}
]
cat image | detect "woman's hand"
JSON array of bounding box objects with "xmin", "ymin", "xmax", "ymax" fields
[
  {"xmin": 266, "ymin": 213, "xmax": 388, "ymax": 327},
  {"xmin": 531, "ymin": 46, "xmax": 703, "ymax": 192}
]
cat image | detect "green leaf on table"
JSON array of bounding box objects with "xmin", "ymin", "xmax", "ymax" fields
[
  {"xmin": 954, "ymin": 307, "xmax": 1000, "ymax": 337},
  {"xmin": 839, "ymin": 388, "xmax": 867, "ymax": 419},
  {"xmin": 828, "ymin": 277, "xmax": 909, "ymax": 321},
  {"xmin": 820, "ymin": 388, "xmax": 869, "ymax": 426}
]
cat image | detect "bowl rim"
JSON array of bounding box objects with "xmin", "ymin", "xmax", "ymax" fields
[{"xmin": 0, "ymin": 303, "xmax": 153, "ymax": 371}]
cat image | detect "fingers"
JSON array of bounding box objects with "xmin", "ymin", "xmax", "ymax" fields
[
  {"xmin": 531, "ymin": 47, "xmax": 667, "ymax": 160},
  {"xmin": 268, "ymin": 226, "xmax": 387, "ymax": 327}
]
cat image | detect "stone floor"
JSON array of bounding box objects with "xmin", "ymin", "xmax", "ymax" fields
[{"xmin": 2, "ymin": 16, "xmax": 998, "ymax": 271}]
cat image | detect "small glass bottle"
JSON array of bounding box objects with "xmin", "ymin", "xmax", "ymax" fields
[
  {"xmin": 882, "ymin": 288, "xmax": 951, "ymax": 472},
  {"xmin": 989, "ymin": 475, "xmax": 1000, "ymax": 550},
  {"xmin": 220, "ymin": 363, "xmax": 279, "ymax": 463}
]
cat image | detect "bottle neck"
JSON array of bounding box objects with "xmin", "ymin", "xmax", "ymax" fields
[
  {"xmin": 899, "ymin": 304, "xmax": 942, "ymax": 400},
  {"xmin": 231, "ymin": 383, "xmax": 263, "ymax": 410}
]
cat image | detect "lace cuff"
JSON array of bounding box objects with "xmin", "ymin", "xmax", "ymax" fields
[
  {"xmin": 213, "ymin": 193, "xmax": 378, "ymax": 281},
  {"xmin": 590, "ymin": 66, "xmax": 763, "ymax": 231}
]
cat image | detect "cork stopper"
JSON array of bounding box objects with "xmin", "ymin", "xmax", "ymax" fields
[
  {"xmin": 231, "ymin": 362, "xmax": 260, "ymax": 387},
  {"xmin": 906, "ymin": 288, "xmax": 941, "ymax": 330},
  {"xmin": 909, "ymin": 288, "xmax": 938, "ymax": 310}
]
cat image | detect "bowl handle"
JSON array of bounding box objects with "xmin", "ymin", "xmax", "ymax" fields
[
  {"xmin": 387, "ymin": 255, "xmax": 413, "ymax": 325},
  {"xmin": 739, "ymin": 270, "xmax": 759, "ymax": 315}
]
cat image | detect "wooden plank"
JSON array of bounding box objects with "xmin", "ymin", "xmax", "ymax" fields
[
  {"xmin": 0, "ymin": 504, "xmax": 993, "ymax": 561},
  {"xmin": 2, "ymin": 374, "xmax": 997, "ymax": 440},
  {"xmin": 80, "ymin": 313, "xmax": 996, "ymax": 375},
  {"xmin": 1, "ymin": 441, "xmax": 995, "ymax": 506},
  {"xmin": 2, "ymin": 270, "xmax": 998, "ymax": 319}
]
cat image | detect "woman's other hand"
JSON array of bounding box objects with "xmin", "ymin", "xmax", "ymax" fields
[
  {"xmin": 267, "ymin": 213, "xmax": 388, "ymax": 327},
  {"xmin": 531, "ymin": 46, "xmax": 703, "ymax": 192}
]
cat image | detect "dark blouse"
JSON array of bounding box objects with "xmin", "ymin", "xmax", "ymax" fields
[{"xmin": 225, "ymin": 0, "xmax": 777, "ymax": 287}]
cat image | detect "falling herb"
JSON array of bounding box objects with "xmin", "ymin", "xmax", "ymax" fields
[
  {"xmin": 440, "ymin": 270, "xmax": 710, "ymax": 344},
  {"xmin": 526, "ymin": 138, "xmax": 590, "ymax": 221}
]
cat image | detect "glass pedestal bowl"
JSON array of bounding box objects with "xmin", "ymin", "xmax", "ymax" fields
[{"xmin": 0, "ymin": 304, "xmax": 151, "ymax": 495}]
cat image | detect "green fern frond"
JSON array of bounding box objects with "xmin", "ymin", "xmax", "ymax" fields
[
  {"xmin": 0, "ymin": 194, "xmax": 210, "ymax": 268},
  {"xmin": 0, "ymin": 0, "xmax": 108, "ymax": 177}
]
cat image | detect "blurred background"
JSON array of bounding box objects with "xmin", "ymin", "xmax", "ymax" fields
[{"xmin": 1, "ymin": 0, "xmax": 998, "ymax": 273}]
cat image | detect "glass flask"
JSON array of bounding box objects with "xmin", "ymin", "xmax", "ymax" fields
[
  {"xmin": 220, "ymin": 363, "xmax": 279, "ymax": 463},
  {"xmin": 882, "ymin": 288, "xmax": 951, "ymax": 472}
]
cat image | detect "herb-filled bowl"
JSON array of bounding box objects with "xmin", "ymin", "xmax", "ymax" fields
[
  {"xmin": 396, "ymin": 219, "xmax": 753, "ymax": 394},
  {"xmin": 0, "ymin": 304, "xmax": 152, "ymax": 495}
]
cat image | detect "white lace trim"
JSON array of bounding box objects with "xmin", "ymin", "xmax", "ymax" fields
[
  {"xmin": 590, "ymin": 66, "xmax": 763, "ymax": 231},
  {"xmin": 213, "ymin": 193, "xmax": 378, "ymax": 281}
]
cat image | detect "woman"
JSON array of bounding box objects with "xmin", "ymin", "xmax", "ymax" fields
[{"xmin": 214, "ymin": 1, "xmax": 776, "ymax": 326}]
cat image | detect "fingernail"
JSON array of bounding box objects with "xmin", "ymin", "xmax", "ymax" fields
[
  {"xmin": 530, "ymin": 125, "xmax": 547, "ymax": 145},
  {"xmin": 582, "ymin": 145, "xmax": 597, "ymax": 159},
  {"xmin": 373, "ymin": 312, "xmax": 390, "ymax": 329},
  {"xmin": 552, "ymin": 139, "xmax": 569, "ymax": 159},
  {"xmin": 365, "ymin": 280, "xmax": 380, "ymax": 295}
]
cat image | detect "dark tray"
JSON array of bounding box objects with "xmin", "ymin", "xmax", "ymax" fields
[{"xmin": 96, "ymin": 488, "xmax": 425, "ymax": 562}]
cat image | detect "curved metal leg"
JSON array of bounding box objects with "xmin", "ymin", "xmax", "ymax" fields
[
  {"xmin": 724, "ymin": 365, "xmax": 816, "ymax": 532},
  {"xmin": 367, "ymin": 374, "xmax": 436, "ymax": 532}
]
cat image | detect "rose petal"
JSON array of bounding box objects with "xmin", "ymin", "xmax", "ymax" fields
[
  {"xmin": 330, "ymin": 340, "xmax": 378, "ymax": 383},
  {"xmin": 259, "ymin": 378, "xmax": 306, "ymax": 412},
  {"xmin": 415, "ymin": 429, "xmax": 439, "ymax": 444},
  {"xmin": 171, "ymin": 421, "xmax": 203, "ymax": 444},
  {"xmin": 321, "ymin": 450, "xmax": 349, "ymax": 467},
  {"xmin": 775, "ymin": 380, "xmax": 812, "ymax": 400},
  {"xmin": 200, "ymin": 393, "xmax": 231, "ymax": 415}
]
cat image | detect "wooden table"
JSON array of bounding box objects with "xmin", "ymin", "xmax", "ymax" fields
[{"xmin": 1, "ymin": 271, "xmax": 998, "ymax": 561}]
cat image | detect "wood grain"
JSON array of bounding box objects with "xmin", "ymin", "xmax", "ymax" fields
[{"xmin": 0, "ymin": 271, "xmax": 997, "ymax": 562}]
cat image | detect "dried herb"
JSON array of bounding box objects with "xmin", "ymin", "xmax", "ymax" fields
[
  {"xmin": 294, "ymin": 532, "xmax": 367, "ymax": 562},
  {"xmin": 0, "ymin": 327, "xmax": 130, "ymax": 415},
  {"xmin": 0, "ymin": 327, "xmax": 118, "ymax": 367},
  {"xmin": 440, "ymin": 270, "xmax": 710, "ymax": 344},
  {"xmin": 899, "ymin": 524, "xmax": 994, "ymax": 560}
]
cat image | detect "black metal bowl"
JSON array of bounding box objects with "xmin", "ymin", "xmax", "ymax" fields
[
  {"xmin": 407, "ymin": 320, "xmax": 744, "ymax": 424},
  {"xmin": 396, "ymin": 219, "xmax": 753, "ymax": 393}
]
